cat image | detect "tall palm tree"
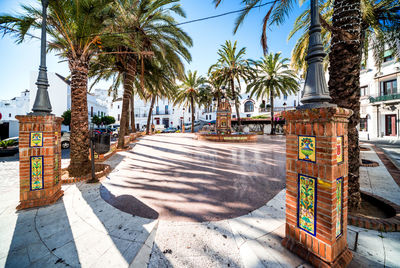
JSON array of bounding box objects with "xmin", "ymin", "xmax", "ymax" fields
[
  {"xmin": 329, "ymin": 0, "xmax": 363, "ymax": 209},
  {"xmin": 0, "ymin": 0, "xmax": 113, "ymax": 177},
  {"xmin": 174, "ymin": 71, "xmax": 207, "ymax": 133},
  {"xmin": 247, "ymin": 52, "xmax": 300, "ymax": 135},
  {"xmin": 208, "ymin": 41, "xmax": 253, "ymax": 129},
  {"xmin": 288, "ymin": 0, "xmax": 400, "ymax": 75},
  {"xmin": 141, "ymin": 62, "xmax": 178, "ymax": 135},
  {"xmin": 90, "ymin": 0, "xmax": 192, "ymax": 148}
]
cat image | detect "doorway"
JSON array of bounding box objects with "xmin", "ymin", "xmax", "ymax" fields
[{"xmin": 385, "ymin": 114, "xmax": 397, "ymax": 136}]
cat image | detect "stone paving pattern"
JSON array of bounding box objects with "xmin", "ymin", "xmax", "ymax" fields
[
  {"xmin": 1, "ymin": 134, "xmax": 400, "ymax": 267},
  {"xmin": 102, "ymin": 134, "xmax": 286, "ymax": 222}
]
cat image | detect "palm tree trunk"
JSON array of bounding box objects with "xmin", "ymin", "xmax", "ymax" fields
[
  {"xmin": 131, "ymin": 93, "xmax": 136, "ymax": 132},
  {"xmin": 270, "ymin": 91, "xmax": 275, "ymax": 135},
  {"xmin": 191, "ymin": 96, "xmax": 195, "ymax": 133},
  {"xmin": 118, "ymin": 72, "xmax": 134, "ymax": 149},
  {"xmin": 67, "ymin": 59, "xmax": 91, "ymax": 177},
  {"xmin": 328, "ymin": 0, "xmax": 362, "ymax": 210},
  {"xmin": 146, "ymin": 95, "xmax": 156, "ymax": 135},
  {"xmin": 231, "ymin": 77, "xmax": 241, "ymax": 130}
]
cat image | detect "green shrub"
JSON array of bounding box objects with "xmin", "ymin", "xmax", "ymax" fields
[{"xmin": 0, "ymin": 139, "xmax": 16, "ymax": 148}]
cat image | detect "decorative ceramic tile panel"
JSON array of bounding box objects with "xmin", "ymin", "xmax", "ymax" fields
[
  {"xmin": 54, "ymin": 154, "xmax": 59, "ymax": 185},
  {"xmin": 336, "ymin": 177, "xmax": 343, "ymax": 237},
  {"xmin": 337, "ymin": 136, "xmax": 343, "ymax": 164},
  {"xmin": 298, "ymin": 174, "xmax": 317, "ymax": 236},
  {"xmin": 55, "ymin": 132, "xmax": 58, "ymax": 145},
  {"xmin": 30, "ymin": 156, "xmax": 43, "ymax": 190},
  {"xmin": 30, "ymin": 132, "xmax": 43, "ymax": 147},
  {"xmin": 298, "ymin": 136, "xmax": 316, "ymax": 163}
]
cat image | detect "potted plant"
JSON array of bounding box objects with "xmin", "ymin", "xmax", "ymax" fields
[{"xmin": 0, "ymin": 139, "xmax": 18, "ymax": 157}]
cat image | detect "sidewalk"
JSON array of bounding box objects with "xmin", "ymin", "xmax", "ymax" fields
[{"xmin": 0, "ymin": 152, "xmax": 158, "ymax": 267}]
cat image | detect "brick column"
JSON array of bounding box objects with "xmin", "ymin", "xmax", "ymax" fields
[
  {"xmin": 282, "ymin": 107, "xmax": 353, "ymax": 267},
  {"xmin": 16, "ymin": 115, "xmax": 64, "ymax": 210}
]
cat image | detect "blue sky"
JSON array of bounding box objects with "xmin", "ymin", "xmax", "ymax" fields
[{"xmin": 0, "ymin": 0, "xmax": 307, "ymax": 100}]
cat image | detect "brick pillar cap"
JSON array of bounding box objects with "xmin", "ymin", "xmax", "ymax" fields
[
  {"xmin": 283, "ymin": 107, "xmax": 353, "ymax": 122},
  {"xmin": 16, "ymin": 114, "xmax": 63, "ymax": 124}
]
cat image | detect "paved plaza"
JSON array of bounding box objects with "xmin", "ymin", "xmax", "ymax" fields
[
  {"xmin": 102, "ymin": 134, "xmax": 286, "ymax": 222},
  {"xmin": 0, "ymin": 134, "xmax": 400, "ymax": 267}
]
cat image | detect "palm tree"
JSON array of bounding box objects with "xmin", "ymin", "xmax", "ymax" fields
[
  {"xmin": 208, "ymin": 41, "xmax": 253, "ymax": 129},
  {"xmin": 213, "ymin": 0, "xmax": 297, "ymax": 54},
  {"xmin": 0, "ymin": 0, "xmax": 113, "ymax": 177},
  {"xmin": 247, "ymin": 52, "xmax": 300, "ymax": 135},
  {"xmin": 174, "ymin": 71, "xmax": 208, "ymax": 133},
  {"xmin": 288, "ymin": 0, "xmax": 400, "ymax": 75},
  {"xmin": 90, "ymin": 0, "xmax": 192, "ymax": 148}
]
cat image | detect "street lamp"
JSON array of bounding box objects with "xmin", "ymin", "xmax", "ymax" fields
[
  {"xmin": 298, "ymin": 0, "xmax": 336, "ymax": 110},
  {"xmin": 31, "ymin": 0, "xmax": 52, "ymax": 115}
]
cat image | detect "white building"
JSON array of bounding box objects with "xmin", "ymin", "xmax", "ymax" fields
[
  {"xmin": 0, "ymin": 89, "xmax": 30, "ymax": 139},
  {"xmin": 200, "ymin": 82, "xmax": 304, "ymax": 124},
  {"xmin": 109, "ymin": 96, "xmax": 200, "ymax": 131},
  {"xmin": 359, "ymin": 49, "xmax": 399, "ymax": 140},
  {"xmin": 0, "ymin": 72, "xmax": 110, "ymax": 139},
  {"xmin": 30, "ymin": 72, "xmax": 108, "ymax": 128}
]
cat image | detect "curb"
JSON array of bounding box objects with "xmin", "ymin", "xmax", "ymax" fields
[
  {"xmin": 348, "ymin": 191, "xmax": 400, "ymax": 232},
  {"xmin": 130, "ymin": 220, "xmax": 159, "ymax": 267}
]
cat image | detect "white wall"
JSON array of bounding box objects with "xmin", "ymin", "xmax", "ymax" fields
[{"xmin": 30, "ymin": 72, "xmax": 69, "ymax": 117}]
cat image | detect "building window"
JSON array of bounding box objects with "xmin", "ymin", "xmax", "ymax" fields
[
  {"xmin": 381, "ymin": 79, "xmax": 397, "ymax": 96},
  {"xmin": 383, "ymin": 50, "xmax": 394, "ymax": 62},
  {"xmin": 244, "ymin": 101, "xmax": 254, "ymax": 113},
  {"xmin": 9, "ymin": 113, "xmax": 11, "ymax": 117},
  {"xmin": 91, "ymin": 107, "xmax": 93, "ymax": 117},
  {"xmin": 188, "ymin": 106, "xmax": 191, "ymax": 113},
  {"xmin": 232, "ymin": 115, "xmax": 236, "ymax": 119},
  {"xmin": 118, "ymin": 114, "xmax": 120, "ymax": 121},
  {"xmin": 117, "ymin": 105, "xmax": 120, "ymax": 109},
  {"xmin": 156, "ymin": 106, "xmax": 159, "ymax": 115},
  {"xmin": 294, "ymin": 100, "xmax": 297, "ymax": 107},
  {"xmin": 283, "ymin": 94, "xmax": 288, "ymax": 100},
  {"xmin": 165, "ymin": 105, "xmax": 168, "ymax": 114},
  {"xmin": 360, "ymin": 118, "xmax": 368, "ymax": 131},
  {"xmin": 360, "ymin": 86, "xmax": 368, "ymax": 97}
]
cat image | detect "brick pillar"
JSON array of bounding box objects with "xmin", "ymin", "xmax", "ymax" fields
[
  {"xmin": 282, "ymin": 107, "xmax": 353, "ymax": 267},
  {"xmin": 16, "ymin": 115, "xmax": 64, "ymax": 210}
]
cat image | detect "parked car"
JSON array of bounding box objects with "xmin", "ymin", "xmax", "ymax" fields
[
  {"xmin": 162, "ymin": 127, "xmax": 178, "ymax": 133},
  {"xmin": 61, "ymin": 131, "xmax": 70, "ymax": 149}
]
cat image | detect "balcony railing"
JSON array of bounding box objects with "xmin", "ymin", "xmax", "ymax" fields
[
  {"xmin": 369, "ymin": 93, "xmax": 400, "ymax": 103},
  {"xmin": 258, "ymin": 106, "xmax": 296, "ymax": 113}
]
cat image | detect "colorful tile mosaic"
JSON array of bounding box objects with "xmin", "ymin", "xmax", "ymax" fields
[
  {"xmin": 30, "ymin": 156, "xmax": 43, "ymax": 191},
  {"xmin": 298, "ymin": 136, "xmax": 316, "ymax": 163},
  {"xmin": 336, "ymin": 177, "xmax": 343, "ymax": 237},
  {"xmin": 298, "ymin": 174, "xmax": 317, "ymax": 236},
  {"xmin": 54, "ymin": 154, "xmax": 59, "ymax": 185},
  {"xmin": 30, "ymin": 132, "xmax": 43, "ymax": 147},
  {"xmin": 337, "ymin": 136, "xmax": 343, "ymax": 164}
]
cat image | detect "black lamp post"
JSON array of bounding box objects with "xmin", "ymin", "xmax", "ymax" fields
[
  {"xmin": 298, "ymin": 0, "xmax": 336, "ymax": 109},
  {"xmin": 31, "ymin": 0, "xmax": 52, "ymax": 115}
]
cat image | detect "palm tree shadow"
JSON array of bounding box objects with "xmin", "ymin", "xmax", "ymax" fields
[{"xmin": 100, "ymin": 184, "xmax": 159, "ymax": 219}]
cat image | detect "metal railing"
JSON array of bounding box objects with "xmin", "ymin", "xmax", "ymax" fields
[
  {"xmin": 258, "ymin": 106, "xmax": 296, "ymax": 113},
  {"xmin": 369, "ymin": 93, "xmax": 400, "ymax": 103}
]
